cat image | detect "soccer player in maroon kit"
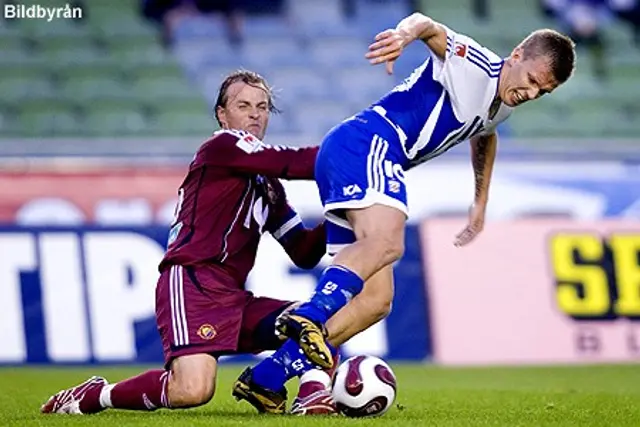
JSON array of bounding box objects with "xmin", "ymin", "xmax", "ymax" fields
[{"xmin": 40, "ymin": 70, "xmax": 337, "ymax": 416}]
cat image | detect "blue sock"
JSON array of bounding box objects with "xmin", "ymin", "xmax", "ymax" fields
[
  {"xmin": 294, "ymin": 265, "xmax": 364, "ymax": 324},
  {"xmin": 251, "ymin": 339, "xmax": 315, "ymax": 392}
]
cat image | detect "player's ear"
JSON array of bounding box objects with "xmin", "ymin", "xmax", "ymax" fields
[
  {"xmin": 511, "ymin": 46, "xmax": 523, "ymax": 61},
  {"xmin": 216, "ymin": 106, "xmax": 228, "ymax": 127}
]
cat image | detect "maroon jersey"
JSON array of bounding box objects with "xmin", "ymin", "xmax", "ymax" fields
[{"xmin": 158, "ymin": 129, "xmax": 319, "ymax": 287}]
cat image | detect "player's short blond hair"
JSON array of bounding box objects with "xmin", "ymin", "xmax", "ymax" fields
[{"xmin": 519, "ymin": 29, "xmax": 576, "ymax": 84}]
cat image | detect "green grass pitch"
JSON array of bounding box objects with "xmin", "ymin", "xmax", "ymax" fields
[{"xmin": 1, "ymin": 364, "xmax": 639, "ymax": 426}]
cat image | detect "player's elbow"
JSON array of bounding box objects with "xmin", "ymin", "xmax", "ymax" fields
[{"xmin": 358, "ymin": 284, "xmax": 394, "ymax": 323}]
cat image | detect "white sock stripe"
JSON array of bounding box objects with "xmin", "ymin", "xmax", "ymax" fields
[
  {"xmin": 177, "ymin": 266, "xmax": 189, "ymax": 345},
  {"xmin": 160, "ymin": 371, "xmax": 171, "ymax": 408},
  {"xmin": 169, "ymin": 266, "xmax": 181, "ymax": 346}
]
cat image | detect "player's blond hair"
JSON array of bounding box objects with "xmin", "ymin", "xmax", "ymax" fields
[{"xmin": 519, "ymin": 29, "xmax": 576, "ymax": 84}]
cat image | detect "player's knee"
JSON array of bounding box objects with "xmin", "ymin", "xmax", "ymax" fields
[
  {"xmin": 368, "ymin": 286, "xmax": 394, "ymax": 321},
  {"xmin": 168, "ymin": 354, "xmax": 217, "ymax": 408},
  {"xmin": 169, "ymin": 374, "xmax": 215, "ymax": 407},
  {"xmin": 358, "ymin": 280, "xmax": 394, "ymax": 324},
  {"xmin": 377, "ymin": 232, "xmax": 405, "ymax": 264},
  {"xmin": 376, "ymin": 294, "xmax": 393, "ymax": 320},
  {"xmin": 357, "ymin": 226, "xmax": 404, "ymax": 264}
]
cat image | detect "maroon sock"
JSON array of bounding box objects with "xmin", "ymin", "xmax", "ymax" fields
[{"xmin": 102, "ymin": 369, "xmax": 171, "ymax": 410}]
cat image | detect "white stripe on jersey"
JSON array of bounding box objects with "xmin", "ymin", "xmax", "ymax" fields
[{"xmin": 411, "ymin": 89, "xmax": 447, "ymax": 158}]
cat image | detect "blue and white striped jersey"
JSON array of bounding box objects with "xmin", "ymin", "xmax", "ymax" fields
[{"xmin": 368, "ymin": 26, "xmax": 513, "ymax": 170}]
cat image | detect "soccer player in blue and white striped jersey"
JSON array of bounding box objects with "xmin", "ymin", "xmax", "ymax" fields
[{"xmin": 271, "ymin": 12, "xmax": 577, "ymax": 371}]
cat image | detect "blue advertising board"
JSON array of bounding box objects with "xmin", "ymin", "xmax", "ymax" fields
[{"xmin": 0, "ymin": 225, "xmax": 431, "ymax": 365}]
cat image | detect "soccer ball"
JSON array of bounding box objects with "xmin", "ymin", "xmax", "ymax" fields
[{"xmin": 331, "ymin": 355, "xmax": 397, "ymax": 417}]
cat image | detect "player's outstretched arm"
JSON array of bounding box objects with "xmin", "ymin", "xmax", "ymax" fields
[
  {"xmin": 198, "ymin": 132, "xmax": 318, "ymax": 180},
  {"xmin": 454, "ymin": 132, "xmax": 498, "ymax": 247},
  {"xmin": 366, "ymin": 12, "xmax": 448, "ymax": 74}
]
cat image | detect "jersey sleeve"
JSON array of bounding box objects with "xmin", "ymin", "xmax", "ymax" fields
[
  {"xmin": 263, "ymin": 179, "xmax": 304, "ymax": 242},
  {"xmin": 429, "ymin": 26, "xmax": 504, "ymax": 120},
  {"xmin": 430, "ymin": 26, "xmax": 503, "ymax": 81},
  {"xmin": 195, "ymin": 130, "xmax": 319, "ymax": 180}
]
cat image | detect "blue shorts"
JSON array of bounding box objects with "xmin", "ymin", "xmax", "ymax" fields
[{"xmin": 315, "ymin": 111, "xmax": 408, "ymax": 255}]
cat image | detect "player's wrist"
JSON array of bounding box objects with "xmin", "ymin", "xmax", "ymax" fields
[
  {"xmin": 397, "ymin": 27, "xmax": 416, "ymax": 45},
  {"xmin": 411, "ymin": 15, "xmax": 436, "ymax": 42}
]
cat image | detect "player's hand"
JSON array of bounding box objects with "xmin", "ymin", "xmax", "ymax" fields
[
  {"xmin": 365, "ymin": 29, "xmax": 412, "ymax": 75},
  {"xmin": 453, "ymin": 203, "xmax": 486, "ymax": 247}
]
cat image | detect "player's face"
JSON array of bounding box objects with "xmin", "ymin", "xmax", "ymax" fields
[
  {"xmin": 499, "ymin": 48, "xmax": 558, "ymax": 107},
  {"xmin": 216, "ymin": 81, "xmax": 270, "ymax": 139}
]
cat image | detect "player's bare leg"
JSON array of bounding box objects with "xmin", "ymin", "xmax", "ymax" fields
[
  {"xmin": 277, "ymin": 204, "xmax": 405, "ymax": 369},
  {"xmin": 286, "ymin": 269, "xmax": 394, "ymax": 415},
  {"xmin": 285, "ymin": 267, "xmax": 394, "ymax": 415},
  {"xmin": 337, "ymin": 205, "xmax": 406, "ymax": 277},
  {"xmin": 166, "ymin": 354, "xmax": 217, "ymax": 407},
  {"xmin": 41, "ymin": 353, "xmax": 218, "ymax": 414}
]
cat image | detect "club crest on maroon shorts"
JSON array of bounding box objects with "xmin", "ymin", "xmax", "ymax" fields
[{"xmin": 197, "ymin": 324, "xmax": 217, "ymax": 340}]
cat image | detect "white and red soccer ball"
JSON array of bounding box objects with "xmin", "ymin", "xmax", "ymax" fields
[{"xmin": 331, "ymin": 355, "xmax": 397, "ymax": 417}]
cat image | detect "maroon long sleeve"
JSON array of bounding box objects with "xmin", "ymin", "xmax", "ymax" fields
[
  {"xmin": 281, "ymin": 222, "xmax": 327, "ymax": 270},
  {"xmin": 196, "ymin": 130, "xmax": 318, "ymax": 180}
]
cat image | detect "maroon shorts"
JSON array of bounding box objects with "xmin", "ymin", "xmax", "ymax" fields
[{"xmin": 156, "ymin": 264, "xmax": 292, "ymax": 368}]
